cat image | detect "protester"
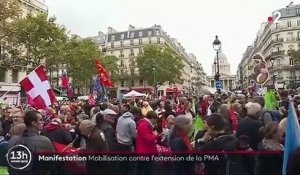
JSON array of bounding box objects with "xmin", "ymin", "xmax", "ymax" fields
[
  {"xmin": 8, "ymin": 111, "xmax": 56, "ymax": 175},
  {"xmin": 99, "ymin": 109, "xmax": 117, "ymax": 150},
  {"xmin": 169, "ymin": 115, "xmax": 193, "ymax": 175}
]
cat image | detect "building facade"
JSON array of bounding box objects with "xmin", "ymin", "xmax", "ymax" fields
[
  {"xmin": 0, "ymin": 0, "xmax": 48, "ymax": 105},
  {"xmin": 237, "ymin": 3, "xmax": 300, "ymax": 89},
  {"xmin": 89, "ymin": 25, "xmax": 207, "ymax": 98},
  {"xmin": 207, "ymin": 51, "xmax": 235, "ymax": 91}
]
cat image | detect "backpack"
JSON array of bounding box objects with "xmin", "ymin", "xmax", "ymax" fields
[{"xmin": 262, "ymin": 110, "xmax": 282, "ymax": 123}]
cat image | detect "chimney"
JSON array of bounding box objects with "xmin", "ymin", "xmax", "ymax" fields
[{"xmin": 128, "ymin": 25, "xmax": 135, "ymax": 30}]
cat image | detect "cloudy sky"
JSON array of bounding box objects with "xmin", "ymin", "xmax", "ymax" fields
[{"xmin": 45, "ymin": 0, "xmax": 296, "ymax": 75}]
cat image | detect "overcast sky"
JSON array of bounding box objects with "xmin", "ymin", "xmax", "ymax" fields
[{"xmin": 45, "ymin": 0, "xmax": 297, "ymax": 76}]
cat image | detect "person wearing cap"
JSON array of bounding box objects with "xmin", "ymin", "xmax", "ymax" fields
[
  {"xmin": 169, "ymin": 115, "xmax": 193, "ymax": 175},
  {"xmin": 237, "ymin": 102, "xmax": 264, "ymax": 150},
  {"xmin": 79, "ymin": 120, "xmax": 112, "ymax": 175},
  {"xmin": 98, "ymin": 109, "xmax": 118, "ymax": 150},
  {"xmin": 41, "ymin": 118, "xmax": 72, "ymax": 145}
]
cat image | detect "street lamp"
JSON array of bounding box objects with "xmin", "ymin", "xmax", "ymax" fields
[
  {"xmin": 213, "ymin": 61, "xmax": 217, "ymax": 75},
  {"xmin": 213, "ymin": 35, "xmax": 221, "ymax": 92},
  {"xmin": 152, "ymin": 65, "xmax": 156, "ymax": 97}
]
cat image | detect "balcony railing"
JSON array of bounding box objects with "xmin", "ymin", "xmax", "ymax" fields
[{"xmin": 274, "ymin": 38, "xmax": 284, "ymax": 43}]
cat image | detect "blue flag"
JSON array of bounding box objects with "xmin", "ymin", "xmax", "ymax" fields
[
  {"xmin": 93, "ymin": 75, "xmax": 103, "ymax": 93},
  {"xmin": 282, "ymin": 102, "xmax": 300, "ymax": 175}
]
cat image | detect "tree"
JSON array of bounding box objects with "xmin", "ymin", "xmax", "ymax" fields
[
  {"xmin": 7, "ymin": 13, "xmax": 68, "ymax": 68},
  {"xmin": 64, "ymin": 37, "xmax": 118, "ymax": 87},
  {"xmin": 0, "ymin": 0, "xmax": 21, "ymax": 67},
  {"xmin": 136, "ymin": 45, "xmax": 184, "ymax": 87},
  {"xmin": 289, "ymin": 49, "xmax": 300, "ymax": 65}
]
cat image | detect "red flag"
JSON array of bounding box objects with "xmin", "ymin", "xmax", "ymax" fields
[
  {"xmin": 94, "ymin": 59, "xmax": 113, "ymax": 87},
  {"xmin": 61, "ymin": 72, "xmax": 73, "ymax": 97},
  {"xmin": 88, "ymin": 93, "xmax": 96, "ymax": 105},
  {"xmin": 61, "ymin": 72, "xmax": 69, "ymax": 89},
  {"xmin": 19, "ymin": 65, "xmax": 56, "ymax": 109}
]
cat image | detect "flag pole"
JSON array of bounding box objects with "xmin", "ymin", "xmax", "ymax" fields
[{"xmin": 0, "ymin": 88, "xmax": 15, "ymax": 99}]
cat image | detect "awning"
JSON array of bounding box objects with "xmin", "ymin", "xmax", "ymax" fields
[
  {"xmin": 166, "ymin": 87, "xmax": 181, "ymax": 93},
  {"xmin": 131, "ymin": 87, "xmax": 153, "ymax": 93}
]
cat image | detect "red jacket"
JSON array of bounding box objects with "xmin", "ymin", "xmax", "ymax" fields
[
  {"xmin": 200, "ymin": 100, "xmax": 209, "ymax": 118},
  {"xmin": 136, "ymin": 118, "xmax": 158, "ymax": 153}
]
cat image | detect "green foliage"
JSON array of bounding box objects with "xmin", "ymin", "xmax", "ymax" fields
[
  {"xmin": 7, "ymin": 13, "xmax": 68, "ymax": 68},
  {"xmin": 0, "ymin": 0, "xmax": 22, "ymax": 67},
  {"xmin": 289, "ymin": 49, "xmax": 300, "ymax": 64},
  {"xmin": 64, "ymin": 38, "xmax": 118, "ymax": 87},
  {"xmin": 136, "ymin": 45, "xmax": 183, "ymax": 86}
]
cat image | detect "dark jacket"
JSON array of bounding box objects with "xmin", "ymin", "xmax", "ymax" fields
[
  {"xmin": 170, "ymin": 131, "xmax": 193, "ymax": 175},
  {"xmin": 100, "ymin": 122, "xmax": 117, "ymax": 150},
  {"xmin": 287, "ymin": 147, "xmax": 300, "ymax": 175},
  {"xmin": 84, "ymin": 126, "xmax": 112, "ymax": 175},
  {"xmin": 1, "ymin": 118, "xmax": 12, "ymax": 139},
  {"xmin": 8, "ymin": 127, "xmax": 56, "ymax": 175},
  {"xmin": 196, "ymin": 132, "xmax": 239, "ymax": 175},
  {"xmin": 256, "ymin": 141, "xmax": 283, "ymax": 175},
  {"xmin": 236, "ymin": 116, "xmax": 263, "ymax": 150},
  {"xmin": 41, "ymin": 122, "xmax": 72, "ymax": 145}
]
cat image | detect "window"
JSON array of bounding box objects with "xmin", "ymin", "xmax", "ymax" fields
[
  {"xmin": 290, "ymin": 58, "xmax": 294, "ymax": 65},
  {"xmin": 120, "ymin": 60, "xmax": 124, "ymax": 67},
  {"xmin": 139, "ymin": 79, "xmax": 143, "ymax": 86},
  {"xmin": 0, "ymin": 68, "xmax": 6, "ymax": 82},
  {"xmin": 130, "ymin": 69, "xmax": 135, "ymax": 75},
  {"xmin": 157, "ymin": 37, "xmax": 160, "ymax": 44},
  {"xmin": 287, "ymin": 21, "xmax": 292, "ymax": 28},
  {"xmin": 130, "ymin": 32, "xmax": 134, "ymax": 38},
  {"xmin": 119, "ymin": 50, "xmax": 124, "ymax": 58},
  {"xmin": 276, "ymin": 59, "xmax": 281, "ymax": 67},
  {"xmin": 276, "ymin": 34, "xmax": 280, "ymax": 40},
  {"xmin": 130, "ymin": 49, "xmax": 134, "ymax": 56},
  {"xmin": 139, "ymin": 47, "xmax": 143, "ymax": 55},
  {"xmin": 276, "ymin": 23, "xmax": 280, "ymax": 29},
  {"xmin": 121, "ymin": 34, "xmax": 125, "ymax": 39},
  {"xmin": 297, "ymin": 20, "xmax": 300, "ymax": 26},
  {"xmin": 148, "ymin": 38, "xmax": 152, "ymax": 44},
  {"xmin": 110, "ymin": 51, "xmax": 113, "ymax": 55},
  {"xmin": 139, "ymin": 39, "xmax": 142, "ymax": 45},
  {"xmin": 297, "ymin": 8, "xmax": 300, "ymax": 15},
  {"xmin": 290, "ymin": 71, "xmax": 296, "ymax": 79},
  {"xmin": 148, "ymin": 30, "xmax": 152, "ymax": 36},
  {"xmin": 120, "ymin": 41, "xmax": 123, "ymax": 47},
  {"xmin": 278, "ymin": 71, "xmax": 282, "ymax": 78},
  {"xmin": 286, "ymin": 9, "xmax": 290, "ymax": 14},
  {"xmin": 277, "ymin": 47, "xmax": 280, "ymax": 52},
  {"xmin": 121, "ymin": 81, "xmax": 125, "ymax": 87},
  {"xmin": 139, "ymin": 31, "xmax": 143, "ymax": 37},
  {"xmin": 111, "ymin": 35, "xmax": 115, "ymax": 41},
  {"xmin": 130, "ymin": 80, "xmax": 134, "ymax": 87},
  {"xmin": 298, "ymin": 32, "xmax": 300, "ymax": 40},
  {"xmin": 130, "ymin": 40, "xmax": 134, "ymax": 46},
  {"xmin": 155, "ymin": 29, "xmax": 160, "ymax": 35},
  {"xmin": 111, "ymin": 42, "xmax": 114, "ymax": 48},
  {"xmin": 12, "ymin": 70, "xmax": 18, "ymax": 83},
  {"xmin": 288, "ymin": 32, "xmax": 294, "ymax": 41},
  {"xmin": 121, "ymin": 70, "xmax": 124, "ymax": 74}
]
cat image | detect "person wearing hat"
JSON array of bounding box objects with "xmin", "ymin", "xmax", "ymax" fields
[
  {"xmin": 41, "ymin": 118, "xmax": 72, "ymax": 145},
  {"xmin": 237, "ymin": 102, "xmax": 264, "ymax": 150},
  {"xmin": 98, "ymin": 109, "xmax": 118, "ymax": 150},
  {"xmin": 79, "ymin": 120, "xmax": 112, "ymax": 175}
]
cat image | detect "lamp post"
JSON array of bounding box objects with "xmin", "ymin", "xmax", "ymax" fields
[
  {"xmin": 152, "ymin": 65, "xmax": 156, "ymax": 97},
  {"xmin": 213, "ymin": 61, "xmax": 217, "ymax": 75},
  {"xmin": 213, "ymin": 35, "xmax": 221, "ymax": 92}
]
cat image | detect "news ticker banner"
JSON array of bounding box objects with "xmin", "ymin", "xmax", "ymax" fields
[{"xmin": 6, "ymin": 144, "xmax": 282, "ymax": 170}]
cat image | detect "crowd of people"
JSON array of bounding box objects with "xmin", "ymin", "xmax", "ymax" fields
[{"xmin": 0, "ymin": 89, "xmax": 300, "ymax": 175}]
